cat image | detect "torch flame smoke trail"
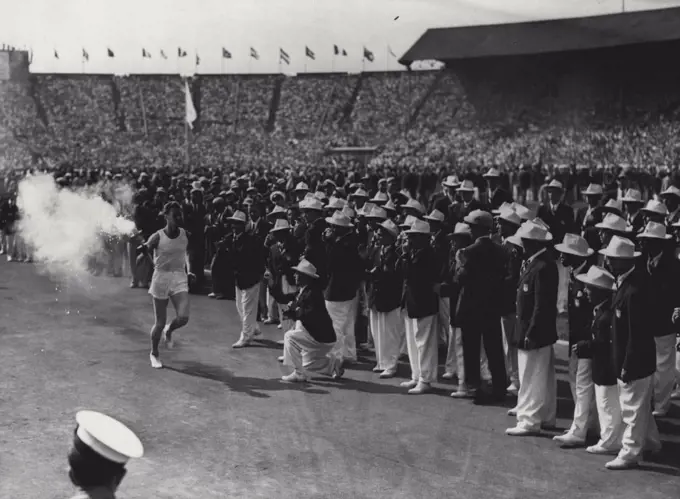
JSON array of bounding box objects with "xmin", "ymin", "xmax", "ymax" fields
[{"xmin": 16, "ymin": 174, "xmax": 136, "ymax": 285}]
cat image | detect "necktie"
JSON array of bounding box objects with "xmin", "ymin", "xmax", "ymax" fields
[{"xmin": 520, "ymin": 259, "xmax": 529, "ymax": 276}]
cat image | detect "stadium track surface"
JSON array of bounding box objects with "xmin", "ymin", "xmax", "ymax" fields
[{"xmin": 0, "ymin": 259, "xmax": 678, "ymax": 499}]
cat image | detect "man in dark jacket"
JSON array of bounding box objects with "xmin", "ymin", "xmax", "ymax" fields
[
  {"xmin": 183, "ymin": 187, "xmax": 207, "ymax": 293},
  {"xmin": 452, "ymin": 210, "xmax": 508, "ymax": 404},
  {"xmin": 636, "ymin": 221, "xmax": 680, "ymax": 418},
  {"xmin": 599, "ymin": 235, "xmax": 660, "ymax": 470},
  {"xmin": 506, "ymin": 220, "xmax": 559, "ymax": 437},
  {"xmin": 230, "ymin": 211, "xmax": 265, "ymax": 349},
  {"xmin": 280, "ymin": 259, "xmax": 344, "ymax": 383},
  {"xmin": 484, "ymin": 168, "xmax": 513, "ymax": 211}
]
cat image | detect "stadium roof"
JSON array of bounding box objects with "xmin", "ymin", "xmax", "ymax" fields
[{"xmin": 400, "ymin": 7, "xmax": 680, "ymax": 65}]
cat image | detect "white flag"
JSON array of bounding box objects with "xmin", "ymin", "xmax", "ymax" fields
[{"xmin": 184, "ymin": 79, "xmax": 197, "ymax": 129}]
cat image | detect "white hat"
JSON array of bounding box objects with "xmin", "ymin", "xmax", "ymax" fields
[
  {"xmin": 269, "ymin": 191, "xmax": 285, "ymax": 203},
  {"xmin": 621, "ymin": 189, "xmax": 643, "ymax": 203},
  {"xmin": 405, "ymin": 219, "xmax": 431, "ymax": 235},
  {"xmin": 642, "ymin": 200, "xmax": 668, "ymax": 216},
  {"xmin": 499, "ymin": 209, "xmax": 521, "ymax": 226},
  {"xmin": 492, "ymin": 202, "xmax": 514, "ymax": 215},
  {"xmin": 464, "ymin": 209, "xmax": 494, "ymax": 229},
  {"xmin": 228, "ymin": 210, "xmax": 247, "ymax": 223},
  {"xmin": 313, "ymin": 191, "xmax": 328, "ymax": 202},
  {"xmin": 582, "ymin": 183, "xmax": 604, "ymax": 196},
  {"xmin": 457, "ymin": 180, "xmax": 475, "ymax": 192},
  {"xmin": 399, "ymin": 215, "xmax": 417, "ymax": 229},
  {"xmin": 270, "ymin": 219, "xmax": 291, "ymax": 232},
  {"xmin": 267, "ymin": 205, "xmax": 287, "ymax": 218},
  {"xmin": 341, "ymin": 205, "xmax": 355, "ymax": 219},
  {"xmin": 291, "ymin": 259, "xmax": 319, "ymax": 279},
  {"xmin": 514, "ymin": 204, "xmax": 535, "ymax": 221},
  {"xmin": 350, "ymin": 188, "xmax": 369, "ymax": 198},
  {"xmin": 637, "ymin": 221, "xmax": 672, "ymax": 240},
  {"xmin": 295, "ymin": 182, "xmax": 310, "ymax": 192},
  {"xmin": 660, "ymin": 186, "xmax": 680, "ymax": 199},
  {"xmin": 599, "ymin": 235, "xmax": 640, "ymax": 259},
  {"xmin": 576, "ymin": 266, "xmax": 616, "ymax": 291},
  {"xmin": 546, "ymin": 179, "xmax": 564, "ymax": 190},
  {"xmin": 595, "ymin": 213, "xmax": 630, "ymax": 233},
  {"xmin": 367, "ymin": 206, "xmax": 388, "ymax": 220},
  {"xmin": 325, "ymin": 211, "xmax": 354, "ymax": 228},
  {"xmin": 326, "ymin": 196, "xmax": 346, "ymax": 210},
  {"xmin": 75, "ymin": 411, "xmax": 144, "ymax": 464},
  {"xmin": 555, "ymin": 233, "xmax": 594, "ymax": 257},
  {"xmin": 531, "ymin": 217, "xmax": 550, "ymax": 231},
  {"xmin": 371, "ymin": 192, "xmax": 389, "ymax": 204},
  {"xmin": 424, "ymin": 209, "xmax": 445, "ymax": 223},
  {"xmin": 378, "ymin": 219, "xmax": 400, "ymax": 237},
  {"xmin": 517, "ymin": 220, "xmax": 553, "ymax": 241},
  {"xmin": 383, "ymin": 199, "xmax": 397, "ymax": 213},
  {"xmin": 403, "ymin": 198, "xmax": 426, "ymax": 214},
  {"xmin": 442, "ymin": 175, "xmax": 461, "ymax": 188},
  {"xmin": 452, "ymin": 222, "xmax": 472, "ymax": 236},
  {"xmin": 358, "ymin": 202, "xmax": 377, "ymax": 217},
  {"xmin": 602, "ymin": 198, "xmax": 623, "ymax": 215},
  {"xmin": 303, "ymin": 192, "xmax": 316, "ymax": 200},
  {"xmin": 299, "ymin": 198, "xmax": 324, "ymax": 211},
  {"xmin": 483, "ymin": 168, "xmax": 501, "ymax": 178}
]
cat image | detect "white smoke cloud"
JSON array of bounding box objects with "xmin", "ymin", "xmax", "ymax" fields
[{"xmin": 16, "ymin": 174, "xmax": 136, "ymax": 280}]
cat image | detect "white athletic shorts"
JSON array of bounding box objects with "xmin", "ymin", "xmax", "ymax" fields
[{"xmin": 149, "ymin": 270, "xmax": 189, "ymax": 300}]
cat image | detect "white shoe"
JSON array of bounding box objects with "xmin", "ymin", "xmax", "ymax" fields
[
  {"xmin": 507, "ymin": 407, "xmax": 518, "ymax": 416},
  {"xmin": 282, "ymin": 372, "xmax": 309, "ymax": 383},
  {"xmin": 506, "ymin": 383, "xmax": 519, "ymax": 395},
  {"xmin": 506, "ymin": 426, "xmax": 540, "ymax": 436},
  {"xmin": 277, "ymin": 324, "xmax": 283, "ymax": 329},
  {"xmin": 400, "ymin": 380, "xmax": 418, "ymax": 389},
  {"xmin": 163, "ymin": 325, "xmax": 174, "ymax": 349},
  {"xmin": 441, "ymin": 371, "xmax": 456, "ymax": 380},
  {"xmin": 379, "ymin": 368, "xmax": 397, "ymax": 379},
  {"xmin": 149, "ymin": 353, "xmax": 162, "ymax": 369},
  {"xmin": 450, "ymin": 386, "xmax": 476, "ymax": 398},
  {"xmin": 7, "ymin": 256, "xmax": 12, "ymax": 262},
  {"xmin": 605, "ymin": 457, "xmax": 639, "ymax": 470},
  {"xmin": 586, "ymin": 444, "xmax": 619, "ymax": 455},
  {"xmin": 277, "ymin": 356, "xmax": 284, "ymax": 363},
  {"xmin": 232, "ymin": 339, "xmax": 250, "ymax": 348},
  {"xmin": 670, "ymin": 389, "xmax": 680, "ymax": 400},
  {"xmin": 408, "ymin": 381, "xmax": 432, "ymax": 395},
  {"xmin": 372, "ymin": 365, "xmax": 382, "ymax": 373},
  {"xmin": 553, "ymin": 433, "xmax": 586, "ymax": 447}
]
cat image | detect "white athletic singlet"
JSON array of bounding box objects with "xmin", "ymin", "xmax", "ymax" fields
[{"xmin": 153, "ymin": 228, "xmax": 188, "ymax": 272}]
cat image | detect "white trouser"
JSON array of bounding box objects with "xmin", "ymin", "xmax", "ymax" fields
[
  {"xmin": 594, "ymin": 384, "xmax": 623, "ymax": 451},
  {"xmin": 654, "ymin": 333, "xmax": 677, "ymax": 414},
  {"xmin": 501, "ymin": 314, "xmax": 519, "ymax": 387},
  {"xmin": 437, "ymin": 297, "xmax": 450, "ymax": 343},
  {"xmin": 399, "ymin": 308, "xmax": 408, "ymax": 356},
  {"xmin": 444, "ymin": 326, "xmax": 491, "ymax": 383},
  {"xmin": 617, "ymin": 375, "xmax": 661, "ymax": 463},
  {"xmin": 516, "ymin": 345, "xmax": 557, "ymax": 430},
  {"xmin": 567, "ymin": 356, "xmax": 598, "ymax": 439},
  {"xmin": 557, "ymin": 263, "xmax": 569, "ymax": 313},
  {"xmin": 369, "ymin": 307, "xmax": 403, "ymax": 371},
  {"xmin": 283, "ymin": 321, "xmax": 338, "ymax": 376},
  {"xmin": 266, "ymin": 287, "xmax": 280, "ymax": 321},
  {"xmin": 235, "ymin": 283, "xmax": 260, "ymax": 342},
  {"xmin": 327, "ymin": 297, "xmax": 358, "ymax": 362},
  {"xmin": 405, "ymin": 314, "xmax": 438, "ymax": 384}
]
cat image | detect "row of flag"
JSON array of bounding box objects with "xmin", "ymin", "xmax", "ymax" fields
[{"xmin": 54, "ymin": 45, "xmax": 395, "ymax": 64}]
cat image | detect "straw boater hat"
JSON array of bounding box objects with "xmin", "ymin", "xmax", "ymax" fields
[
  {"xmin": 492, "ymin": 202, "xmax": 514, "ymax": 215},
  {"xmin": 367, "ymin": 206, "xmax": 388, "ymax": 220},
  {"xmin": 576, "ymin": 266, "xmax": 616, "ymax": 291},
  {"xmin": 660, "ymin": 185, "xmax": 680, "ymax": 199},
  {"xmin": 378, "ymin": 219, "xmax": 400, "ymax": 238},
  {"xmin": 464, "ymin": 209, "xmax": 493, "ymax": 229},
  {"xmin": 637, "ymin": 221, "xmax": 672, "ymax": 240},
  {"xmin": 294, "ymin": 182, "xmax": 309, "ymax": 192},
  {"xmin": 227, "ymin": 210, "xmax": 247, "ymax": 223},
  {"xmin": 516, "ymin": 220, "xmax": 553, "ymax": 241},
  {"xmin": 313, "ymin": 191, "xmax": 328, "ymax": 202},
  {"xmin": 326, "ymin": 196, "xmax": 346, "ymax": 210},
  {"xmin": 350, "ymin": 188, "xmax": 369, "ymax": 199},
  {"xmin": 582, "ymin": 183, "xmax": 604, "ymax": 196},
  {"xmin": 341, "ymin": 205, "xmax": 356, "ymax": 219},
  {"xmin": 595, "ymin": 213, "xmax": 630, "ymax": 233},
  {"xmin": 74, "ymin": 410, "xmax": 144, "ymax": 465},
  {"xmin": 358, "ymin": 202, "xmax": 377, "ymax": 217},
  {"xmin": 269, "ymin": 219, "xmax": 291, "ymax": 233},
  {"xmin": 299, "ymin": 198, "xmax": 324, "ymax": 211},
  {"xmin": 498, "ymin": 208, "xmax": 521, "ymax": 226},
  {"xmin": 483, "ymin": 167, "xmax": 501, "ymax": 178},
  {"xmin": 452, "ymin": 222, "xmax": 472, "ymax": 237},
  {"xmin": 599, "ymin": 235, "xmax": 641, "ymax": 259},
  {"xmin": 267, "ymin": 205, "xmax": 287, "ymax": 219},
  {"xmin": 403, "ymin": 198, "xmax": 426, "ymax": 215},
  {"xmin": 270, "ymin": 191, "xmax": 285, "ymax": 203},
  {"xmin": 457, "ymin": 180, "xmax": 475, "ymax": 192},
  {"xmin": 546, "ymin": 179, "xmax": 564, "ymax": 191},
  {"xmin": 424, "ymin": 209, "xmax": 445, "ymax": 223},
  {"xmin": 621, "ymin": 189, "xmax": 644, "ymax": 204},
  {"xmin": 399, "ymin": 215, "xmax": 418, "ymax": 229},
  {"xmin": 555, "ymin": 234, "xmax": 594, "ymax": 257},
  {"xmin": 383, "ymin": 200, "xmax": 397, "ymax": 214},
  {"xmin": 601, "ymin": 199, "xmax": 623, "ymax": 216},
  {"xmin": 291, "ymin": 259, "xmax": 319, "ymax": 279},
  {"xmin": 641, "ymin": 200, "xmax": 668, "ymax": 216},
  {"xmin": 371, "ymin": 191, "xmax": 389, "ymax": 205},
  {"xmin": 514, "ymin": 204, "xmax": 535, "ymax": 221},
  {"xmin": 442, "ymin": 175, "xmax": 461, "ymax": 188},
  {"xmin": 325, "ymin": 211, "xmax": 354, "ymax": 228},
  {"xmin": 405, "ymin": 219, "xmax": 431, "ymax": 235}
]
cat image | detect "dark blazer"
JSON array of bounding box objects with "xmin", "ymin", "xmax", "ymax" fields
[
  {"xmin": 489, "ymin": 187, "xmax": 513, "ymax": 211},
  {"xmin": 452, "ymin": 199, "xmax": 488, "ymax": 220},
  {"xmin": 366, "ymin": 243, "xmax": 403, "ymax": 313},
  {"xmin": 627, "ymin": 211, "xmax": 645, "ymax": 234},
  {"xmin": 610, "ymin": 268, "xmax": 656, "ymax": 382},
  {"xmin": 267, "ymin": 235, "xmax": 302, "ymax": 303},
  {"xmin": 575, "ymin": 301, "xmax": 617, "ymax": 386},
  {"xmin": 537, "ymin": 203, "xmax": 575, "ymax": 245},
  {"xmin": 324, "ymin": 232, "xmax": 363, "ymax": 302},
  {"xmin": 230, "ymin": 231, "xmax": 264, "ymax": 290},
  {"xmin": 287, "ymin": 285, "xmax": 337, "ymax": 344},
  {"xmin": 400, "ymin": 246, "xmax": 439, "ymax": 319},
  {"xmin": 567, "ymin": 265, "xmax": 594, "ymax": 352},
  {"xmin": 514, "ymin": 250, "xmax": 559, "ymax": 349},
  {"xmin": 454, "ymin": 236, "xmax": 507, "ymax": 326},
  {"xmin": 643, "ymin": 250, "xmax": 680, "ymax": 338},
  {"xmin": 500, "ymin": 239, "xmax": 523, "ymax": 316}
]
